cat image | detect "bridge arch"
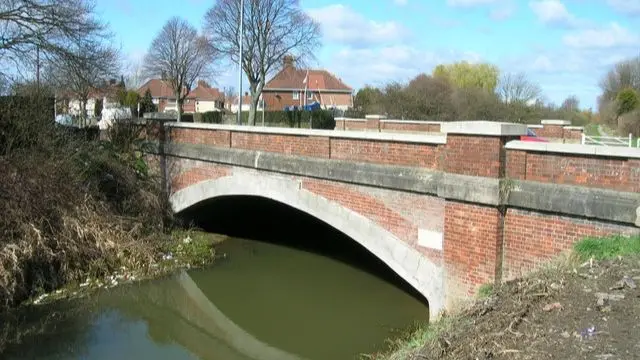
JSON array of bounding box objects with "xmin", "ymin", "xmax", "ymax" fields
[{"xmin": 170, "ymin": 169, "xmax": 445, "ymax": 318}]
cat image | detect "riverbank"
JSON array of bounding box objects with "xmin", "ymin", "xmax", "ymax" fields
[
  {"xmin": 369, "ymin": 234, "xmax": 640, "ymax": 360},
  {"xmin": 23, "ymin": 229, "xmax": 226, "ymax": 307}
]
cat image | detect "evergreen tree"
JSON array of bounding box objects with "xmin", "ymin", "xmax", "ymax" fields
[{"xmin": 139, "ymin": 89, "xmax": 157, "ymax": 115}]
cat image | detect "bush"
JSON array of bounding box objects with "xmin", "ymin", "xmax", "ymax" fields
[
  {"xmin": 0, "ymin": 93, "xmax": 171, "ymax": 311},
  {"xmin": 310, "ymin": 109, "xmax": 336, "ymax": 129},
  {"xmin": 181, "ymin": 113, "xmax": 194, "ymax": 123},
  {"xmin": 202, "ymin": 111, "xmax": 223, "ymax": 124}
]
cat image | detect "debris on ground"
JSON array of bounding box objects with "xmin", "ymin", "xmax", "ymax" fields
[{"xmin": 412, "ymin": 256, "xmax": 640, "ymax": 360}]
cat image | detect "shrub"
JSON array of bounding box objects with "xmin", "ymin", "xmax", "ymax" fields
[
  {"xmin": 202, "ymin": 111, "xmax": 223, "ymax": 124},
  {"xmin": 181, "ymin": 113, "xmax": 194, "ymax": 123},
  {"xmin": 310, "ymin": 109, "xmax": 336, "ymax": 129}
]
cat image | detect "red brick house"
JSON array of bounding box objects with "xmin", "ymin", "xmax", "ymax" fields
[
  {"xmin": 262, "ymin": 56, "xmax": 353, "ymax": 111},
  {"xmin": 137, "ymin": 79, "xmax": 225, "ymax": 113}
]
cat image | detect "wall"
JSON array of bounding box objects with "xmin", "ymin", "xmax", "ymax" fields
[
  {"xmin": 143, "ymin": 120, "xmax": 640, "ymax": 310},
  {"xmin": 335, "ymin": 116, "xmax": 583, "ymax": 143}
]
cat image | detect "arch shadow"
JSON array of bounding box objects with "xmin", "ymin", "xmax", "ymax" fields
[{"xmin": 170, "ymin": 170, "xmax": 444, "ymax": 318}]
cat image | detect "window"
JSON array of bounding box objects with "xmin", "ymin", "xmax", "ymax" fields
[
  {"xmin": 292, "ymin": 91, "xmax": 299, "ymax": 100},
  {"xmin": 307, "ymin": 91, "xmax": 313, "ymax": 100}
]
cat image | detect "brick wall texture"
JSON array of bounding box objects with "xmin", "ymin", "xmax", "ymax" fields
[
  {"xmin": 504, "ymin": 209, "xmax": 640, "ymax": 280},
  {"xmin": 507, "ymin": 150, "xmax": 640, "ymax": 192}
]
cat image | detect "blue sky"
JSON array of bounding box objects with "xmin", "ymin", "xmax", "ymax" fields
[{"xmin": 97, "ymin": 0, "xmax": 640, "ymax": 110}]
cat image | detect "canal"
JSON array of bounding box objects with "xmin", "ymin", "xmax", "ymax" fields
[{"xmin": 1, "ymin": 196, "xmax": 430, "ymax": 359}]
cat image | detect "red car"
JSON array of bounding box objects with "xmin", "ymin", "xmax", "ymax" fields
[{"xmin": 520, "ymin": 128, "xmax": 549, "ymax": 142}]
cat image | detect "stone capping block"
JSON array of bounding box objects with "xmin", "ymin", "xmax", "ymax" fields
[
  {"xmin": 165, "ymin": 121, "xmax": 447, "ymax": 144},
  {"xmin": 508, "ymin": 180, "xmax": 640, "ymax": 226},
  {"xmin": 541, "ymin": 119, "xmax": 571, "ymax": 126},
  {"xmin": 381, "ymin": 119, "xmax": 442, "ymax": 125},
  {"xmin": 505, "ymin": 140, "xmax": 640, "ymax": 159},
  {"xmin": 335, "ymin": 117, "xmax": 366, "ymax": 122},
  {"xmin": 365, "ymin": 114, "xmax": 387, "ymax": 120},
  {"xmin": 563, "ymin": 126, "xmax": 584, "ymax": 130},
  {"xmin": 527, "ymin": 125, "xmax": 543, "ymax": 129},
  {"xmin": 440, "ymin": 121, "xmax": 529, "ymax": 136}
]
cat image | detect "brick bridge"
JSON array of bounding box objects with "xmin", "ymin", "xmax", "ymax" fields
[{"xmin": 141, "ymin": 118, "xmax": 640, "ymax": 318}]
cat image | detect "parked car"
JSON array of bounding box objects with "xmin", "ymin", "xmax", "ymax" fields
[{"xmin": 520, "ymin": 128, "xmax": 548, "ymax": 142}]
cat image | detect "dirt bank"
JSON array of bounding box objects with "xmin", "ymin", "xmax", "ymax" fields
[{"xmin": 370, "ymin": 235, "xmax": 640, "ymax": 360}]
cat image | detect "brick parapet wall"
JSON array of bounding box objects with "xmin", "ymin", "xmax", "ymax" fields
[
  {"xmin": 335, "ymin": 117, "xmax": 583, "ymax": 142},
  {"xmin": 167, "ymin": 125, "xmax": 445, "ymax": 169},
  {"xmin": 506, "ymin": 142, "xmax": 640, "ymax": 193}
]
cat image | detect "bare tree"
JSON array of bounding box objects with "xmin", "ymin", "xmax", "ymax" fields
[
  {"xmin": 123, "ymin": 58, "xmax": 146, "ymax": 90},
  {"xmin": 498, "ymin": 72, "xmax": 541, "ymax": 104},
  {"xmin": 203, "ymin": 0, "xmax": 321, "ymax": 125},
  {"xmin": 48, "ymin": 44, "xmax": 119, "ymax": 125},
  {"xmin": 144, "ymin": 17, "xmax": 216, "ymax": 122},
  {"xmin": 0, "ymin": 0, "xmax": 110, "ymax": 84}
]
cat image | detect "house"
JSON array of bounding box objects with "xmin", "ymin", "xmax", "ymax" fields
[
  {"xmin": 137, "ymin": 79, "xmax": 225, "ymax": 113},
  {"xmin": 184, "ymin": 80, "xmax": 225, "ymax": 113},
  {"xmin": 262, "ymin": 55, "xmax": 353, "ymax": 111},
  {"xmin": 225, "ymin": 93, "xmax": 264, "ymax": 113},
  {"xmin": 137, "ymin": 79, "xmax": 182, "ymax": 113},
  {"xmin": 65, "ymin": 79, "xmax": 122, "ymax": 118}
]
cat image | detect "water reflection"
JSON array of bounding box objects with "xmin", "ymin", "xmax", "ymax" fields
[{"xmin": 2, "ymin": 237, "xmax": 429, "ymax": 360}]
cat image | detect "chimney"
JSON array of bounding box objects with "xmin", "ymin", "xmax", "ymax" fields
[
  {"xmin": 197, "ymin": 80, "xmax": 209, "ymax": 88},
  {"xmin": 283, "ymin": 55, "xmax": 295, "ymax": 69}
]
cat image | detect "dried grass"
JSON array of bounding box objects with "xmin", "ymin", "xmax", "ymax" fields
[{"xmin": 0, "ymin": 95, "xmax": 171, "ymax": 311}]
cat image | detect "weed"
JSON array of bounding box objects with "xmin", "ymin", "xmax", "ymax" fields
[{"xmin": 573, "ymin": 235, "xmax": 640, "ymax": 261}]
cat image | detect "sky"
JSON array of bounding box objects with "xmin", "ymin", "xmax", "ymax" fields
[{"xmin": 97, "ymin": 0, "xmax": 640, "ymax": 110}]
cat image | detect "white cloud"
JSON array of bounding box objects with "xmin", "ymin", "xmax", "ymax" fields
[
  {"xmin": 607, "ymin": 0, "xmax": 640, "ymax": 16},
  {"xmin": 307, "ymin": 5, "xmax": 408, "ymax": 47},
  {"xmin": 327, "ymin": 46, "xmax": 482, "ymax": 89},
  {"xmin": 529, "ymin": 0, "xmax": 578, "ymax": 27},
  {"xmin": 563, "ymin": 23, "xmax": 639, "ymax": 49}
]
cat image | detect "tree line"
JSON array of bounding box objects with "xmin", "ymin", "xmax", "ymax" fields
[
  {"xmin": 1, "ymin": 0, "xmax": 321, "ymax": 124},
  {"xmin": 597, "ymin": 56, "xmax": 640, "ymax": 136},
  {"xmin": 351, "ymin": 61, "xmax": 594, "ymax": 126}
]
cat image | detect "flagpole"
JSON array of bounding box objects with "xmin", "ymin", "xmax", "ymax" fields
[{"xmin": 237, "ymin": 0, "xmax": 244, "ymax": 125}]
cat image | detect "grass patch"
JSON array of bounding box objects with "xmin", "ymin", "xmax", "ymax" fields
[
  {"xmin": 584, "ymin": 123, "xmax": 599, "ymax": 136},
  {"xmin": 477, "ymin": 283, "xmax": 493, "ymax": 298},
  {"xmin": 573, "ymin": 235, "xmax": 640, "ymax": 261},
  {"xmin": 161, "ymin": 229, "xmax": 227, "ymax": 267},
  {"xmin": 361, "ymin": 320, "xmax": 452, "ymax": 360}
]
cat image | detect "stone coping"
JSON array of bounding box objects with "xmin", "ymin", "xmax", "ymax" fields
[
  {"xmin": 441, "ymin": 121, "xmax": 529, "ymax": 136},
  {"xmin": 563, "ymin": 126, "xmax": 584, "ymax": 130},
  {"xmin": 335, "ymin": 117, "xmax": 366, "ymax": 122},
  {"xmin": 506, "ymin": 140, "xmax": 640, "ymax": 159},
  {"xmin": 541, "ymin": 119, "xmax": 571, "ymax": 125},
  {"xmin": 166, "ymin": 121, "xmax": 447, "ymax": 144},
  {"xmin": 527, "ymin": 125, "xmax": 543, "ymax": 129},
  {"xmin": 381, "ymin": 119, "xmax": 442, "ymax": 125}
]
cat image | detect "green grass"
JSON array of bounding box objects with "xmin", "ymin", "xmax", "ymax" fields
[
  {"xmin": 573, "ymin": 235, "xmax": 640, "ymax": 261},
  {"xmin": 477, "ymin": 283, "xmax": 494, "ymax": 298},
  {"xmin": 584, "ymin": 123, "xmax": 600, "ymax": 137},
  {"xmin": 361, "ymin": 319, "xmax": 455, "ymax": 360},
  {"xmin": 162, "ymin": 229, "xmax": 227, "ymax": 266}
]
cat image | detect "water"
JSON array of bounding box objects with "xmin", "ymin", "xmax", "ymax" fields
[{"xmin": 1, "ymin": 237, "xmax": 429, "ymax": 360}]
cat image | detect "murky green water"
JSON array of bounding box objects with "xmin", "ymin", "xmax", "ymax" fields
[{"xmin": 1, "ymin": 237, "xmax": 429, "ymax": 360}]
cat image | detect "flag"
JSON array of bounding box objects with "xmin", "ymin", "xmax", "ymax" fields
[{"xmin": 303, "ymin": 70, "xmax": 309, "ymax": 106}]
